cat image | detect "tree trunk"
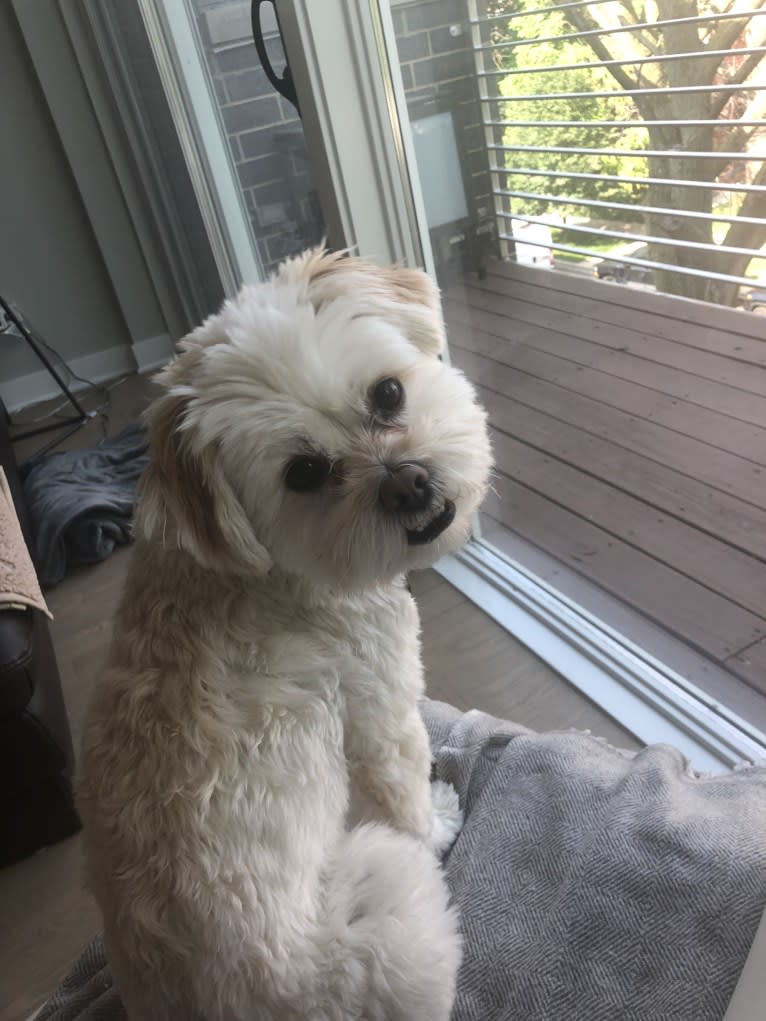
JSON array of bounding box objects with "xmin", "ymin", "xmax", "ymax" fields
[
  {"xmin": 556, "ymin": 0, "xmax": 766, "ymax": 308},
  {"xmin": 642, "ymin": 2, "xmax": 722, "ymax": 302}
]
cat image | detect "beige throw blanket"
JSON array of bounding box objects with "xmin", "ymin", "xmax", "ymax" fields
[{"xmin": 0, "ymin": 466, "xmax": 51, "ymax": 619}]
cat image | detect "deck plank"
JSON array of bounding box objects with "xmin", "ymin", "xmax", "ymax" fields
[
  {"xmin": 726, "ymin": 638, "xmax": 766, "ymax": 691},
  {"xmin": 484, "ymin": 262, "xmax": 766, "ymax": 368},
  {"xmin": 446, "ymin": 282, "xmax": 766, "ymax": 397},
  {"xmin": 483, "ymin": 476, "xmax": 764, "ymax": 674},
  {"xmin": 453, "ymin": 345, "xmax": 766, "ymax": 507},
  {"xmin": 478, "ymin": 519, "xmax": 766, "ymax": 734},
  {"xmin": 488, "ymin": 427, "xmax": 766, "ymax": 620},
  {"xmin": 442, "ymin": 263, "xmax": 766, "ymax": 699},
  {"xmin": 444, "ymin": 295, "xmax": 766, "ymax": 428},
  {"xmin": 470, "ymin": 380, "xmax": 766, "ymax": 561},
  {"xmin": 485, "ymin": 259, "xmax": 766, "ymax": 345},
  {"xmin": 448, "ymin": 318, "xmax": 766, "ymax": 462}
]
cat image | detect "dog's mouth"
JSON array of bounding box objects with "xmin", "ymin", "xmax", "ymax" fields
[{"xmin": 406, "ymin": 500, "xmax": 456, "ymax": 546}]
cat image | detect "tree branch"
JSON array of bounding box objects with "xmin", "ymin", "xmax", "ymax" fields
[
  {"xmin": 707, "ymin": 0, "xmax": 765, "ymax": 54},
  {"xmin": 723, "ymin": 159, "xmax": 766, "ymax": 251},
  {"xmin": 623, "ymin": 0, "xmax": 646, "ymax": 26},
  {"xmin": 710, "ymin": 48, "xmax": 766, "ymax": 119},
  {"xmin": 632, "ymin": 29, "xmax": 662, "ymax": 55},
  {"xmin": 552, "ymin": 3, "xmax": 641, "ymax": 93}
]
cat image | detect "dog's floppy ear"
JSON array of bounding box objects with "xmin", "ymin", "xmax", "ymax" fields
[
  {"xmin": 376, "ymin": 264, "xmax": 446, "ymax": 358},
  {"xmin": 286, "ymin": 247, "xmax": 446, "ymax": 357},
  {"xmin": 137, "ymin": 390, "xmax": 271, "ymax": 576}
]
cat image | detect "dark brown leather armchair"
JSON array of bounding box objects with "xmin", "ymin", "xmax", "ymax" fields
[{"xmin": 0, "ymin": 404, "xmax": 79, "ymax": 867}]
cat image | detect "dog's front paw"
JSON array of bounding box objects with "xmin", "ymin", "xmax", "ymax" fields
[{"xmin": 429, "ymin": 780, "xmax": 463, "ymax": 857}]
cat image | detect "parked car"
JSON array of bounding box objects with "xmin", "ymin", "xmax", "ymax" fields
[
  {"xmin": 596, "ymin": 244, "xmax": 654, "ymax": 286},
  {"xmin": 740, "ymin": 288, "xmax": 766, "ymax": 314},
  {"xmin": 509, "ymin": 220, "xmax": 554, "ymax": 268}
]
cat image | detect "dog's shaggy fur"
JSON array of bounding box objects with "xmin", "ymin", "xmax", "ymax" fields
[{"xmin": 77, "ymin": 249, "xmax": 492, "ymax": 1020}]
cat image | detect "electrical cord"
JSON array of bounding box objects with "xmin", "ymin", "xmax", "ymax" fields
[{"xmin": 11, "ymin": 373, "xmax": 134, "ymax": 438}]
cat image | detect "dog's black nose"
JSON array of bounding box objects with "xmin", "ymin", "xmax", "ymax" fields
[{"xmin": 379, "ymin": 464, "xmax": 432, "ymax": 513}]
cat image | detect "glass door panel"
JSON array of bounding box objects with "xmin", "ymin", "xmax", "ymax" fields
[
  {"xmin": 187, "ymin": 0, "xmax": 324, "ymax": 273},
  {"xmin": 119, "ymin": 0, "xmax": 766, "ymax": 756},
  {"xmin": 383, "ymin": 0, "xmax": 766, "ymax": 735},
  {"xmin": 140, "ymin": 0, "xmax": 325, "ymax": 290}
]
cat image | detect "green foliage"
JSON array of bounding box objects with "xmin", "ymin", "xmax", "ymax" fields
[
  {"xmin": 496, "ymin": 7, "xmax": 647, "ymax": 221},
  {"xmin": 485, "ymin": 0, "xmax": 766, "ymax": 304}
]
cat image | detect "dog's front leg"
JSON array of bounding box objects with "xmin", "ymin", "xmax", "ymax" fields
[
  {"xmin": 345, "ymin": 698, "xmax": 462, "ymax": 855},
  {"xmin": 345, "ymin": 697, "xmax": 433, "ymax": 840}
]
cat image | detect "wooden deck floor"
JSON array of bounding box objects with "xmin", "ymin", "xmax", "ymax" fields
[{"xmin": 443, "ymin": 260, "xmax": 766, "ymax": 703}]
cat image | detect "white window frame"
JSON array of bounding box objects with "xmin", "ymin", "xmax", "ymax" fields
[
  {"xmin": 277, "ymin": 0, "xmax": 433, "ymax": 272},
  {"xmin": 278, "ymin": 0, "xmax": 766, "ymax": 770},
  {"xmin": 138, "ymin": 0, "xmax": 264, "ymax": 294}
]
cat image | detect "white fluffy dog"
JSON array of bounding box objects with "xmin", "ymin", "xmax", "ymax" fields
[{"xmin": 77, "ymin": 248, "xmax": 492, "ymax": 1021}]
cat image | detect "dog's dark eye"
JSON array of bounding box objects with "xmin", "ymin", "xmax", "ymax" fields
[
  {"xmin": 285, "ymin": 455, "xmax": 331, "ymax": 492},
  {"xmin": 372, "ymin": 377, "xmax": 404, "ymax": 414}
]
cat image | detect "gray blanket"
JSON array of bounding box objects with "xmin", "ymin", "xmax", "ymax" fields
[
  {"xmin": 36, "ymin": 700, "xmax": 766, "ymax": 1020},
  {"xmin": 21, "ymin": 426, "xmax": 148, "ymax": 588}
]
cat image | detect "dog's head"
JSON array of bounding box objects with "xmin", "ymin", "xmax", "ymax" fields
[{"xmin": 138, "ymin": 248, "xmax": 492, "ymax": 590}]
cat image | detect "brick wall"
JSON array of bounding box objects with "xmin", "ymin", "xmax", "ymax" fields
[
  {"xmin": 195, "ymin": 1, "xmax": 318, "ymax": 273},
  {"xmin": 392, "ymin": 0, "xmax": 496, "ymax": 277},
  {"xmin": 193, "ymin": 0, "xmax": 494, "ymax": 276}
]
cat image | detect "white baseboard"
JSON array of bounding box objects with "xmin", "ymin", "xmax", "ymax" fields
[
  {"xmin": 131, "ymin": 332, "xmax": 176, "ymax": 374},
  {"xmin": 2, "ymin": 334, "xmax": 176, "ymax": 411},
  {"xmin": 1, "ymin": 343, "xmax": 138, "ymax": 412}
]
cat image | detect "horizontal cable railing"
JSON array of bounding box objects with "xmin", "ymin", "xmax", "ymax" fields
[
  {"xmin": 494, "ymin": 188, "xmax": 766, "ymax": 227},
  {"xmin": 486, "ymin": 83, "xmax": 766, "ymax": 99},
  {"xmin": 470, "ymin": 0, "xmax": 637, "ymax": 26},
  {"xmin": 496, "ymin": 225, "xmax": 759, "ymax": 289},
  {"xmin": 486, "ymin": 118, "xmax": 766, "ymax": 128},
  {"xmin": 496, "ymin": 210, "xmax": 763, "ymax": 258},
  {"xmin": 474, "ymin": 0, "xmax": 766, "ymax": 295},
  {"xmin": 478, "ymin": 9, "xmax": 766, "ymax": 53},
  {"xmin": 488, "ymin": 165, "xmax": 766, "ymax": 194},
  {"xmin": 489, "ymin": 142, "xmax": 765, "ymax": 160},
  {"xmin": 477, "ymin": 46, "xmax": 766, "ymax": 76}
]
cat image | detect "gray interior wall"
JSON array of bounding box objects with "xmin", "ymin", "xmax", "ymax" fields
[{"xmin": 0, "ymin": 3, "xmax": 132, "ymax": 384}]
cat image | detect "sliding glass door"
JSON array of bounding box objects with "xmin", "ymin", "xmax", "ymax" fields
[
  {"xmin": 278, "ymin": 0, "xmax": 766, "ymax": 766},
  {"xmin": 115, "ymin": 0, "xmax": 766, "ymax": 766}
]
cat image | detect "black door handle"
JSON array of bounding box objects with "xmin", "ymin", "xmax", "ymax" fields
[{"xmin": 251, "ymin": 1, "xmax": 300, "ymax": 115}]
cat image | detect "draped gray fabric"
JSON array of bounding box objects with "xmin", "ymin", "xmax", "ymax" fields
[
  {"xmin": 22, "ymin": 425, "xmax": 148, "ymax": 588},
  {"xmin": 425, "ymin": 700, "xmax": 766, "ymax": 1020}
]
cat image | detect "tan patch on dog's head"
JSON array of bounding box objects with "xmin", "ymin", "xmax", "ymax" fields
[
  {"xmin": 137, "ymin": 384, "xmax": 271, "ymax": 577},
  {"xmin": 278, "ymin": 247, "xmax": 446, "ymax": 358}
]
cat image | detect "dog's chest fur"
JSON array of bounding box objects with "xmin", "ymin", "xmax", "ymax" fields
[
  {"xmin": 230, "ymin": 575, "xmax": 424, "ymax": 716},
  {"xmin": 81, "ymin": 568, "xmax": 425, "ymax": 908}
]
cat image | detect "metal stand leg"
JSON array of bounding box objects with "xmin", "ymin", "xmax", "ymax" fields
[{"xmin": 1, "ymin": 295, "xmax": 90, "ymax": 453}]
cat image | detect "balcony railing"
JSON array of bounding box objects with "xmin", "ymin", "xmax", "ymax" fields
[{"xmin": 469, "ymin": 0, "xmax": 766, "ymax": 309}]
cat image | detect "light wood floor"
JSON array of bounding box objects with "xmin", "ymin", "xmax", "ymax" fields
[{"xmin": 0, "ymin": 375, "xmax": 638, "ymax": 1021}]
